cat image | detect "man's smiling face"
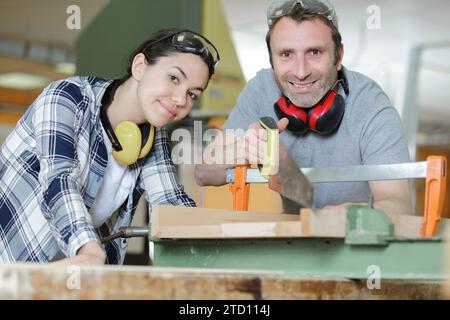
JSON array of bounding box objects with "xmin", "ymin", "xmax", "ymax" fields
[{"xmin": 270, "ymin": 17, "xmax": 342, "ymax": 108}]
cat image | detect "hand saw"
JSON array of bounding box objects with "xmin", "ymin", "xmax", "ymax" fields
[{"xmin": 227, "ymin": 155, "xmax": 447, "ymax": 237}]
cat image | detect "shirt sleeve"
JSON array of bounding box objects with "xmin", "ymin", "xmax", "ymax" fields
[
  {"xmin": 34, "ymin": 80, "xmax": 100, "ymax": 258},
  {"xmin": 360, "ymin": 106, "xmax": 411, "ymax": 165},
  {"xmin": 139, "ymin": 127, "xmax": 196, "ymax": 209}
]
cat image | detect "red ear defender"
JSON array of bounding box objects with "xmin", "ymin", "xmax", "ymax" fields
[
  {"xmin": 308, "ymin": 89, "xmax": 345, "ymax": 134},
  {"xmin": 273, "ymin": 71, "xmax": 348, "ymax": 135},
  {"xmin": 273, "ymin": 96, "xmax": 309, "ymax": 134}
]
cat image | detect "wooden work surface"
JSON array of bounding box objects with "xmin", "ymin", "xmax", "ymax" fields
[
  {"xmin": 0, "ymin": 263, "xmax": 447, "ymax": 300},
  {"xmin": 151, "ymin": 205, "xmax": 450, "ymax": 240}
]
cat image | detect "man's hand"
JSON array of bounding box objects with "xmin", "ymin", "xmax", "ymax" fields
[
  {"xmin": 237, "ymin": 118, "xmax": 289, "ymax": 165},
  {"xmin": 195, "ymin": 118, "xmax": 289, "ymax": 186},
  {"xmin": 53, "ymin": 241, "xmax": 106, "ymax": 265}
]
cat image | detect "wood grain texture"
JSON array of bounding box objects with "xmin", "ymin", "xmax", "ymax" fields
[
  {"xmin": 0, "ymin": 263, "xmax": 445, "ymax": 300},
  {"xmin": 152, "ymin": 205, "xmax": 301, "ymax": 239}
]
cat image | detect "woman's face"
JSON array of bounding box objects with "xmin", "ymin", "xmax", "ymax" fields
[{"xmin": 133, "ymin": 52, "xmax": 209, "ymax": 127}]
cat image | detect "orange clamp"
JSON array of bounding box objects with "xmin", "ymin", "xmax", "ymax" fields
[
  {"xmin": 421, "ymin": 155, "xmax": 447, "ymax": 238},
  {"xmin": 229, "ymin": 164, "xmax": 250, "ymax": 211}
]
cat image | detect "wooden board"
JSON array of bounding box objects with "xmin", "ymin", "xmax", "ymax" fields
[
  {"xmin": 0, "ymin": 263, "xmax": 444, "ymax": 300},
  {"xmin": 152, "ymin": 205, "xmax": 301, "ymax": 239},
  {"xmin": 300, "ymin": 209, "xmax": 450, "ymax": 240},
  {"xmin": 300, "ymin": 208, "xmax": 450, "ymax": 240},
  {"xmin": 151, "ymin": 205, "xmax": 450, "ymax": 240}
]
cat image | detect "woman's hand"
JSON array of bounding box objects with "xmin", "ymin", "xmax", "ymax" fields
[{"xmin": 53, "ymin": 241, "xmax": 106, "ymax": 265}]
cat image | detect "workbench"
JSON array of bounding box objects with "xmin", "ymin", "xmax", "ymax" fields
[
  {"xmin": 2, "ymin": 202, "xmax": 449, "ymax": 300},
  {"xmin": 0, "ymin": 263, "xmax": 445, "ymax": 299},
  {"xmin": 148, "ymin": 205, "xmax": 450, "ymax": 295}
]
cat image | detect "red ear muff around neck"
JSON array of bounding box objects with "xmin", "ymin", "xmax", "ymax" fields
[
  {"xmin": 273, "ymin": 96, "xmax": 309, "ymax": 135},
  {"xmin": 309, "ymin": 90, "xmax": 345, "ymax": 134},
  {"xmin": 273, "ymin": 70, "xmax": 348, "ymax": 135}
]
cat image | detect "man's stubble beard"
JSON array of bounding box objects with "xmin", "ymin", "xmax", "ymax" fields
[{"xmin": 275, "ymin": 65, "xmax": 338, "ymax": 108}]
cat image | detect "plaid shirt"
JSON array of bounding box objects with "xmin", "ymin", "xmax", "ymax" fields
[{"xmin": 0, "ymin": 76, "xmax": 195, "ymax": 264}]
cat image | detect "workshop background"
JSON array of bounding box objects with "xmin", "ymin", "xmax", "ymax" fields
[{"xmin": 0, "ymin": 0, "xmax": 449, "ymax": 266}]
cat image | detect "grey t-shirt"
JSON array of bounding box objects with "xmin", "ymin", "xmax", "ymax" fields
[{"xmin": 223, "ymin": 66, "xmax": 410, "ymax": 210}]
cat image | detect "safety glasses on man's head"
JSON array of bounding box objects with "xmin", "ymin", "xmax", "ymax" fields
[{"xmin": 267, "ymin": 0, "xmax": 338, "ymax": 29}]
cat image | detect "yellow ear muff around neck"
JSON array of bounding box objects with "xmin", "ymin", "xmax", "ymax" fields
[
  {"xmin": 138, "ymin": 125, "xmax": 154, "ymax": 159},
  {"xmin": 111, "ymin": 121, "xmax": 155, "ymax": 166},
  {"xmin": 112, "ymin": 121, "xmax": 142, "ymax": 166}
]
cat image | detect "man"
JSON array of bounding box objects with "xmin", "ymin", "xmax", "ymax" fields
[{"xmin": 195, "ymin": 0, "xmax": 412, "ymax": 215}]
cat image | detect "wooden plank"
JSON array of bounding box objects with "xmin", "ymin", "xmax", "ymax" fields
[
  {"xmin": 0, "ymin": 86, "xmax": 40, "ymax": 106},
  {"xmin": 0, "ymin": 110, "xmax": 23, "ymax": 125},
  {"xmin": 0, "ymin": 263, "xmax": 444, "ymax": 300},
  {"xmin": 153, "ymin": 205, "xmax": 297, "ymax": 225},
  {"xmin": 300, "ymin": 208, "xmax": 346, "ymax": 237},
  {"xmin": 154, "ymin": 221, "xmax": 303, "ymax": 239},
  {"xmin": 0, "ymin": 55, "xmax": 69, "ymax": 81},
  {"xmin": 300, "ymin": 208, "xmax": 450, "ymax": 240},
  {"xmin": 152, "ymin": 205, "xmax": 450, "ymax": 240},
  {"xmin": 151, "ymin": 205, "xmax": 300, "ymax": 239}
]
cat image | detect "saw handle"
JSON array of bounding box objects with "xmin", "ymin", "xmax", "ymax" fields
[
  {"xmin": 421, "ymin": 155, "xmax": 447, "ymax": 237},
  {"xmin": 259, "ymin": 117, "xmax": 279, "ymax": 179}
]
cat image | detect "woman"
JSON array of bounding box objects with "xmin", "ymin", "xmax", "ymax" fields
[{"xmin": 0, "ymin": 28, "xmax": 219, "ymax": 265}]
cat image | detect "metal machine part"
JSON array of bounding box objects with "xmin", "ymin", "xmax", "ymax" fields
[{"xmin": 101, "ymin": 226, "xmax": 148, "ymax": 244}]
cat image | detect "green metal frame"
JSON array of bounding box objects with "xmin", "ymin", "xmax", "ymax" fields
[
  {"xmin": 151, "ymin": 205, "xmax": 444, "ymax": 280},
  {"xmin": 153, "ymin": 237, "xmax": 443, "ymax": 280},
  {"xmin": 345, "ymin": 204, "xmax": 395, "ymax": 245}
]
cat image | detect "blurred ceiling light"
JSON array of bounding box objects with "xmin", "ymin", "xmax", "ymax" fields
[
  {"xmin": 55, "ymin": 62, "xmax": 76, "ymax": 75},
  {"xmin": 0, "ymin": 72, "xmax": 49, "ymax": 90}
]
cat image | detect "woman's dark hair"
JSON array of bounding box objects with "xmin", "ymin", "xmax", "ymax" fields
[{"xmin": 122, "ymin": 28, "xmax": 216, "ymax": 81}]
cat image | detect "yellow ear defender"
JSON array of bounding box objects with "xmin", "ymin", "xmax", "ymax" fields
[
  {"xmin": 100, "ymin": 80, "xmax": 155, "ymax": 166},
  {"xmin": 111, "ymin": 121, "xmax": 154, "ymax": 165}
]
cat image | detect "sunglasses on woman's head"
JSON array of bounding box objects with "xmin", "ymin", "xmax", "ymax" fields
[{"xmin": 146, "ymin": 30, "xmax": 220, "ymax": 69}]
